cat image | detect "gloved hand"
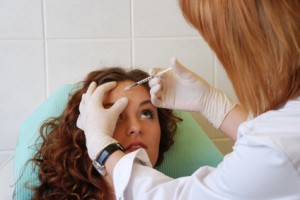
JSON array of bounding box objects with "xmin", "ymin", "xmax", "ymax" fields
[
  {"xmin": 77, "ymin": 81, "xmax": 128, "ymax": 160},
  {"xmin": 149, "ymin": 57, "xmax": 235, "ymax": 128}
]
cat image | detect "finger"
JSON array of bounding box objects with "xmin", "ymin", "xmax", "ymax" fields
[
  {"xmin": 86, "ymin": 82, "xmax": 97, "ymax": 96},
  {"xmin": 82, "ymin": 93, "xmax": 86, "ymax": 103},
  {"xmin": 150, "ymin": 84, "xmax": 162, "ymax": 97},
  {"xmin": 156, "ymin": 67, "xmax": 170, "ymax": 79},
  {"xmin": 148, "ymin": 76, "xmax": 161, "ymax": 88},
  {"xmin": 148, "ymin": 67, "xmax": 164, "ymax": 76},
  {"xmin": 111, "ymin": 97, "xmax": 128, "ymax": 114},
  {"xmin": 171, "ymin": 57, "xmax": 194, "ymax": 80},
  {"xmin": 79, "ymin": 93, "xmax": 86, "ymax": 113},
  {"xmin": 149, "ymin": 67, "xmax": 172, "ymax": 80},
  {"xmin": 151, "ymin": 95, "xmax": 162, "ymax": 107},
  {"xmin": 79, "ymin": 100, "xmax": 84, "ymax": 113},
  {"xmin": 91, "ymin": 81, "xmax": 117, "ymax": 103},
  {"xmin": 148, "ymin": 68, "xmax": 156, "ymax": 76},
  {"xmin": 76, "ymin": 114, "xmax": 83, "ymax": 130},
  {"xmin": 170, "ymin": 57, "xmax": 183, "ymax": 73},
  {"xmin": 155, "ymin": 90, "xmax": 162, "ymax": 99}
]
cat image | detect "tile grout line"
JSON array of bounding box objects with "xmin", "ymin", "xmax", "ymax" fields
[
  {"xmin": 131, "ymin": 0, "xmax": 135, "ymax": 69},
  {"xmin": 41, "ymin": 0, "xmax": 48, "ymax": 98}
]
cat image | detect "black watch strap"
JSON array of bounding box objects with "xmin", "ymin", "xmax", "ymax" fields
[{"xmin": 93, "ymin": 143, "xmax": 125, "ymax": 176}]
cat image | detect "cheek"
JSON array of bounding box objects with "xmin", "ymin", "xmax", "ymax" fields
[
  {"xmin": 148, "ymin": 136, "xmax": 161, "ymax": 166},
  {"xmin": 152, "ymin": 126, "xmax": 161, "ymax": 147},
  {"xmin": 112, "ymin": 125, "xmax": 124, "ymax": 141},
  {"xmin": 148, "ymin": 125, "xmax": 161, "ymax": 156}
]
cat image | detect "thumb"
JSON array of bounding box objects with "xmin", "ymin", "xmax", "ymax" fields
[
  {"xmin": 170, "ymin": 57, "xmax": 187, "ymax": 74},
  {"xmin": 111, "ymin": 97, "xmax": 128, "ymax": 114},
  {"xmin": 76, "ymin": 114, "xmax": 83, "ymax": 130},
  {"xmin": 151, "ymin": 95, "xmax": 162, "ymax": 107},
  {"xmin": 170, "ymin": 57, "xmax": 194, "ymax": 80},
  {"xmin": 92, "ymin": 81, "xmax": 117, "ymax": 105}
]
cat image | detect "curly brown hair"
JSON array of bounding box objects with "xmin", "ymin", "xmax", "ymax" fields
[{"xmin": 30, "ymin": 67, "xmax": 181, "ymax": 200}]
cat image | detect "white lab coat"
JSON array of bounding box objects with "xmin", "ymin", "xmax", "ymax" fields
[{"xmin": 113, "ymin": 96, "xmax": 300, "ymax": 200}]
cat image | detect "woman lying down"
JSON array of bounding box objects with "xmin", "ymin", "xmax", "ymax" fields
[{"xmin": 29, "ymin": 67, "xmax": 181, "ymax": 200}]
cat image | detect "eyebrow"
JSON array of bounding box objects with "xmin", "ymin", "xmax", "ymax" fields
[
  {"xmin": 140, "ymin": 99, "xmax": 152, "ymax": 107},
  {"xmin": 103, "ymin": 99, "xmax": 153, "ymax": 108}
]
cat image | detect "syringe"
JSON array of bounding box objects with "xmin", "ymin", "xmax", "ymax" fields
[{"xmin": 124, "ymin": 67, "xmax": 173, "ymax": 91}]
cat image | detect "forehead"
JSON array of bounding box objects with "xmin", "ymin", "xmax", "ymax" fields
[{"xmin": 103, "ymin": 81, "xmax": 151, "ymax": 103}]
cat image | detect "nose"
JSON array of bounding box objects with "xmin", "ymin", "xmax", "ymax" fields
[{"xmin": 126, "ymin": 118, "xmax": 142, "ymax": 136}]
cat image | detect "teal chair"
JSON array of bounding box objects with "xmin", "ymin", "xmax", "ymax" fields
[{"xmin": 14, "ymin": 84, "xmax": 223, "ymax": 199}]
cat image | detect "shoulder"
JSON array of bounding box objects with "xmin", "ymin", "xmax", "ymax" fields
[
  {"xmin": 239, "ymin": 96, "xmax": 300, "ymax": 138},
  {"xmin": 235, "ymin": 96, "xmax": 300, "ymax": 175}
]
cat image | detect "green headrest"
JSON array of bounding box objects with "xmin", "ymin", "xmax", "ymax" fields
[{"xmin": 14, "ymin": 84, "xmax": 223, "ymax": 199}]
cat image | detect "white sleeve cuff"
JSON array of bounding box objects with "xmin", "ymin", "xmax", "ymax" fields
[{"xmin": 113, "ymin": 148, "xmax": 152, "ymax": 199}]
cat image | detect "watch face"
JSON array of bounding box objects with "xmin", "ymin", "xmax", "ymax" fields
[
  {"xmin": 93, "ymin": 143, "xmax": 124, "ymax": 176},
  {"xmin": 97, "ymin": 143, "xmax": 125, "ymax": 164}
]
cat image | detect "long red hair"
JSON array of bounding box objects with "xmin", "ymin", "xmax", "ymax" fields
[{"xmin": 179, "ymin": 0, "xmax": 300, "ymax": 115}]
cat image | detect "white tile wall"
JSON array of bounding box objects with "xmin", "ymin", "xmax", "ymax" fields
[
  {"xmin": 0, "ymin": 154, "xmax": 14, "ymax": 199},
  {"xmin": 132, "ymin": 0, "xmax": 198, "ymax": 37},
  {"xmin": 0, "ymin": 41, "xmax": 45, "ymax": 150},
  {"xmin": 0, "ymin": 1, "xmax": 237, "ymax": 197},
  {"xmin": 46, "ymin": 39, "xmax": 132, "ymax": 94},
  {"xmin": 0, "ymin": 0, "xmax": 43, "ymax": 39},
  {"xmin": 133, "ymin": 37, "xmax": 214, "ymax": 82},
  {"xmin": 44, "ymin": 0, "xmax": 131, "ymax": 38}
]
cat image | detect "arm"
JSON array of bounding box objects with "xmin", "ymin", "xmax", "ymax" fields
[
  {"xmin": 76, "ymin": 81, "xmax": 128, "ymax": 174},
  {"xmin": 112, "ymin": 132, "xmax": 295, "ymax": 199},
  {"xmin": 104, "ymin": 106, "xmax": 248, "ymax": 189},
  {"xmin": 105, "ymin": 150, "xmax": 124, "ymax": 179},
  {"xmin": 149, "ymin": 57, "xmax": 248, "ymax": 140},
  {"xmin": 219, "ymin": 104, "xmax": 248, "ymax": 140}
]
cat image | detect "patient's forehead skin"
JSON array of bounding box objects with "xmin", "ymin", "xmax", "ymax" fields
[
  {"xmin": 104, "ymin": 81, "xmax": 150, "ymax": 103},
  {"xmin": 109, "ymin": 81, "xmax": 133, "ymax": 96}
]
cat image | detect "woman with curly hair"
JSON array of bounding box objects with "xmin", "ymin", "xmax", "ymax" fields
[{"xmin": 31, "ymin": 67, "xmax": 180, "ymax": 199}]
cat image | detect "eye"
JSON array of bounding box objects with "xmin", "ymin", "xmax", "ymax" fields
[{"xmin": 140, "ymin": 109, "xmax": 154, "ymax": 119}]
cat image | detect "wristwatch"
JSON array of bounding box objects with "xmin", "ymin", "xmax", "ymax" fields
[{"xmin": 93, "ymin": 143, "xmax": 125, "ymax": 176}]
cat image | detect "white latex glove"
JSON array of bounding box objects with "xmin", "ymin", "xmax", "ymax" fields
[
  {"xmin": 149, "ymin": 57, "xmax": 235, "ymax": 128},
  {"xmin": 77, "ymin": 81, "xmax": 128, "ymax": 160}
]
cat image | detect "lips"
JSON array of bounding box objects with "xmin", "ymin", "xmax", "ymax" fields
[{"xmin": 125, "ymin": 142, "xmax": 147, "ymax": 153}]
